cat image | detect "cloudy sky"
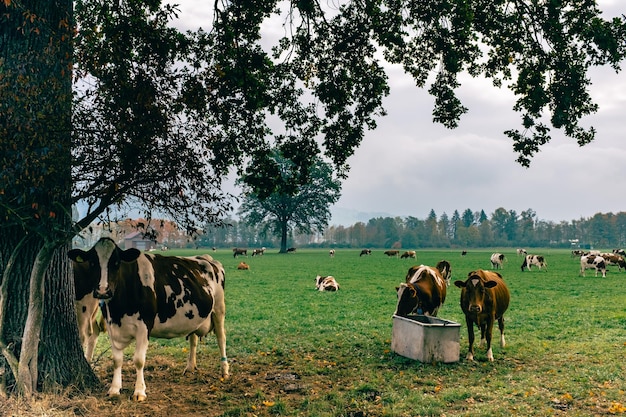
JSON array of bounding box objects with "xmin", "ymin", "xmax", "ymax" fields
[{"xmin": 171, "ymin": 1, "xmax": 625, "ymax": 225}]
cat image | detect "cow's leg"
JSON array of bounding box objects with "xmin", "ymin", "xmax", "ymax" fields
[
  {"xmin": 184, "ymin": 333, "xmax": 198, "ymax": 375},
  {"xmin": 212, "ymin": 302, "xmax": 229, "ymax": 378},
  {"xmin": 498, "ymin": 316, "xmax": 506, "ymax": 348},
  {"xmin": 479, "ymin": 322, "xmax": 486, "ymax": 348},
  {"xmin": 465, "ymin": 316, "xmax": 475, "ymax": 361},
  {"xmin": 131, "ymin": 335, "xmax": 149, "ymax": 402},
  {"xmin": 485, "ymin": 319, "xmax": 494, "ymax": 362},
  {"xmin": 108, "ymin": 344, "xmax": 124, "ymax": 397}
]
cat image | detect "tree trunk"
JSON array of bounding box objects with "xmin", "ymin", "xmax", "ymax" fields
[
  {"xmin": 279, "ymin": 220, "xmax": 289, "ymax": 253},
  {"xmin": 0, "ymin": 0, "xmax": 101, "ymax": 394}
]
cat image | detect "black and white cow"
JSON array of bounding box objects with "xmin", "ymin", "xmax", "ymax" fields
[
  {"xmin": 68, "ymin": 238, "xmax": 229, "ymax": 401},
  {"xmin": 72, "ymin": 260, "xmax": 105, "ymax": 362},
  {"xmin": 315, "ymin": 275, "xmax": 340, "ymax": 291},
  {"xmin": 490, "ymin": 253, "xmax": 506, "ymax": 269},
  {"xmin": 521, "ymin": 254, "xmax": 547, "ymax": 271},
  {"xmin": 435, "ymin": 259, "xmax": 452, "ymax": 287},
  {"xmin": 580, "ymin": 254, "xmax": 607, "ymax": 277}
]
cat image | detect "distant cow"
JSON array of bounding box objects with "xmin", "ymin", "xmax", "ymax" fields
[
  {"xmin": 68, "ymin": 238, "xmax": 229, "ymax": 401},
  {"xmin": 454, "ymin": 270, "xmax": 510, "ymax": 362},
  {"xmin": 329, "ymin": 249, "xmax": 335, "ymax": 258},
  {"xmin": 232, "ymin": 248, "xmax": 247, "ymax": 258},
  {"xmin": 359, "ymin": 249, "xmax": 372, "ymax": 257},
  {"xmin": 435, "ymin": 259, "xmax": 452, "ymax": 287},
  {"xmin": 394, "ymin": 265, "xmax": 447, "ymax": 317},
  {"xmin": 571, "ymin": 249, "xmax": 585, "ymax": 258},
  {"xmin": 612, "ymin": 249, "xmax": 626, "ymax": 257},
  {"xmin": 521, "ymin": 254, "xmax": 547, "ymax": 271},
  {"xmin": 287, "ymin": 247, "xmax": 297, "ymax": 253},
  {"xmin": 400, "ymin": 250, "xmax": 416, "ymax": 259},
  {"xmin": 384, "ymin": 250, "xmax": 400, "ymax": 257},
  {"xmin": 251, "ymin": 247, "xmax": 265, "ymax": 256},
  {"xmin": 461, "ymin": 251, "xmax": 467, "ymax": 256},
  {"xmin": 237, "ymin": 262, "xmax": 250, "ymax": 270},
  {"xmin": 602, "ymin": 253, "xmax": 626, "ymax": 271},
  {"xmin": 580, "ymin": 254, "xmax": 607, "ymax": 277},
  {"xmin": 490, "ymin": 253, "xmax": 506, "ymax": 269},
  {"xmin": 315, "ymin": 275, "xmax": 340, "ymax": 291},
  {"xmin": 516, "ymin": 248, "xmax": 527, "ymax": 256}
]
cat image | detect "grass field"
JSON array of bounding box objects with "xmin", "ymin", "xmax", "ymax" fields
[{"xmin": 5, "ymin": 248, "xmax": 626, "ymax": 416}]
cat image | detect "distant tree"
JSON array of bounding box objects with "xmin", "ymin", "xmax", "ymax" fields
[
  {"xmin": 238, "ymin": 151, "xmax": 341, "ymax": 253},
  {"xmin": 462, "ymin": 209, "xmax": 475, "ymax": 228}
]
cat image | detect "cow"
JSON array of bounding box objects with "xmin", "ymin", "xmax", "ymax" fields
[
  {"xmin": 359, "ymin": 249, "xmax": 372, "ymax": 257},
  {"xmin": 287, "ymin": 247, "xmax": 297, "ymax": 253},
  {"xmin": 237, "ymin": 262, "xmax": 250, "ymax": 270},
  {"xmin": 454, "ymin": 270, "xmax": 510, "ymax": 362},
  {"xmin": 521, "ymin": 254, "xmax": 547, "ymax": 271},
  {"xmin": 68, "ymin": 238, "xmax": 229, "ymax": 401},
  {"xmin": 571, "ymin": 249, "xmax": 585, "ymax": 258},
  {"xmin": 232, "ymin": 248, "xmax": 247, "ymax": 258},
  {"xmin": 251, "ymin": 247, "xmax": 266, "ymax": 256},
  {"xmin": 315, "ymin": 275, "xmax": 340, "ymax": 291},
  {"xmin": 72, "ymin": 259, "xmax": 105, "ymax": 362},
  {"xmin": 394, "ymin": 265, "xmax": 447, "ymax": 317},
  {"xmin": 516, "ymin": 248, "xmax": 527, "ymax": 256},
  {"xmin": 435, "ymin": 259, "xmax": 452, "ymax": 287},
  {"xmin": 461, "ymin": 250, "xmax": 467, "ymax": 256},
  {"xmin": 602, "ymin": 253, "xmax": 626, "ymax": 271},
  {"xmin": 580, "ymin": 254, "xmax": 607, "ymax": 277},
  {"xmin": 490, "ymin": 253, "xmax": 506, "ymax": 269},
  {"xmin": 329, "ymin": 249, "xmax": 335, "ymax": 258},
  {"xmin": 613, "ymin": 249, "xmax": 626, "ymax": 257},
  {"xmin": 384, "ymin": 250, "xmax": 400, "ymax": 257},
  {"xmin": 400, "ymin": 250, "xmax": 416, "ymax": 259}
]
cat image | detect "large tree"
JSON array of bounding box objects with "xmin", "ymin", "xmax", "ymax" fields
[
  {"xmin": 1, "ymin": 0, "xmax": 625, "ymax": 397},
  {"xmin": 238, "ymin": 151, "xmax": 341, "ymax": 252}
]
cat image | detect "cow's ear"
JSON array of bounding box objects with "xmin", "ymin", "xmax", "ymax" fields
[
  {"xmin": 121, "ymin": 248, "xmax": 141, "ymax": 262},
  {"xmin": 484, "ymin": 281, "xmax": 498, "ymax": 288},
  {"xmin": 68, "ymin": 249, "xmax": 88, "ymax": 263},
  {"xmin": 454, "ymin": 280, "xmax": 466, "ymax": 288}
]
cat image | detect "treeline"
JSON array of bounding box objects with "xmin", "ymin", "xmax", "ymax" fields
[{"xmin": 200, "ymin": 208, "xmax": 626, "ymax": 250}]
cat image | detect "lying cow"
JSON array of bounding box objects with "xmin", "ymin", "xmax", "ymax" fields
[
  {"xmin": 237, "ymin": 261, "xmax": 250, "ymax": 270},
  {"xmin": 68, "ymin": 238, "xmax": 229, "ymax": 401},
  {"xmin": 601, "ymin": 253, "xmax": 626, "ymax": 271},
  {"xmin": 454, "ymin": 270, "xmax": 510, "ymax": 362},
  {"xmin": 384, "ymin": 250, "xmax": 400, "ymax": 257},
  {"xmin": 359, "ymin": 249, "xmax": 372, "ymax": 257},
  {"xmin": 435, "ymin": 259, "xmax": 452, "ymax": 287},
  {"xmin": 580, "ymin": 254, "xmax": 606, "ymax": 277},
  {"xmin": 516, "ymin": 248, "xmax": 527, "ymax": 256},
  {"xmin": 232, "ymin": 248, "xmax": 247, "ymax": 258},
  {"xmin": 400, "ymin": 250, "xmax": 416, "ymax": 259},
  {"xmin": 521, "ymin": 254, "xmax": 547, "ymax": 271},
  {"xmin": 394, "ymin": 265, "xmax": 447, "ymax": 317},
  {"xmin": 315, "ymin": 275, "xmax": 340, "ymax": 291},
  {"xmin": 490, "ymin": 253, "xmax": 505, "ymax": 269}
]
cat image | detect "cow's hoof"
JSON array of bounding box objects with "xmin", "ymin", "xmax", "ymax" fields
[
  {"xmin": 107, "ymin": 389, "xmax": 121, "ymax": 397},
  {"xmin": 465, "ymin": 352, "xmax": 474, "ymax": 361},
  {"xmin": 132, "ymin": 393, "xmax": 147, "ymax": 402}
]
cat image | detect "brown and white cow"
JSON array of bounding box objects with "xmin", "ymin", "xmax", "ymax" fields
[
  {"xmin": 315, "ymin": 275, "xmax": 340, "ymax": 291},
  {"xmin": 580, "ymin": 254, "xmax": 607, "ymax": 277},
  {"xmin": 384, "ymin": 250, "xmax": 400, "ymax": 257},
  {"xmin": 435, "ymin": 259, "xmax": 452, "ymax": 287},
  {"xmin": 400, "ymin": 250, "xmax": 416, "ymax": 259},
  {"xmin": 359, "ymin": 249, "xmax": 372, "ymax": 257},
  {"xmin": 521, "ymin": 254, "xmax": 547, "ymax": 271},
  {"xmin": 251, "ymin": 247, "xmax": 265, "ymax": 256},
  {"xmin": 490, "ymin": 253, "xmax": 506, "ymax": 269},
  {"xmin": 72, "ymin": 260, "xmax": 105, "ymax": 362},
  {"xmin": 68, "ymin": 238, "xmax": 229, "ymax": 401},
  {"xmin": 232, "ymin": 248, "xmax": 247, "ymax": 258},
  {"xmin": 394, "ymin": 265, "xmax": 447, "ymax": 317},
  {"xmin": 571, "ymin": 249, "xmax": 585, "ymax": 258},
  {"xmin": 454, "ymin": 270, "xmax": 510, "ymax": 362},
  {"xmin": 601, "ymin": 253, "xmax": 626, "ymax": 271}
]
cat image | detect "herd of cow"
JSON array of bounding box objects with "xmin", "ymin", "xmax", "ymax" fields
[{"xmin": 69, "ymin": 240, "xmax": 626, "ymax": 401}]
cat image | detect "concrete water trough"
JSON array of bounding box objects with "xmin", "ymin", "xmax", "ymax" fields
[{"xmin": 391, "ymin": 314, "xmax": 460, "ymax": 363}]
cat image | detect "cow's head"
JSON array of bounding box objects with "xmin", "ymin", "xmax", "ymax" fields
[
  {"xmin": 68, "ymin": 237, "xmax": 141, "ymax": 299},
  {"xmin": 454, "ymin": 271, "xmax": 498, "ymax": 313},
  {"xmin": 394, "ymin": 282, "xmax": 420, "ymax": 316}
]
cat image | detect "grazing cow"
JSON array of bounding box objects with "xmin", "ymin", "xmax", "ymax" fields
[
  {"xmin": 580, "ymin": 254, "xmax": 607, "ymax": 277},
  {"xmin": 521, "ymin": 254, "xmax": 547, "ymax": 271},
  {"xmin": 329, "ymin": 249, "xmax": 335, "ymax": 258},
  {"xmin": 461, "ymin": 251, "xmax": 467, "ymax": 256},
  {"xmin": 287, "ymin": 247, "xmax": 297, "ymax": 253},
  {"xmin": 68, "ymin": 238, "xmax": 229, "ymax": 401},
  {"xmin": 490, "ymin": 253, "xmax": 506, "ymax": 269},
  {"xmin": 315, "ymin": 275, "xmax": 340, "ymax": 291},
  {"xmin": 571, "ymin": 249, "xmax": 585, "ymax": 258},
  {"xmin": 394, "ymin": 265, "xmax": 447, "ymax": 317},
  {"xmin": 601, "ymin": 253, "xmax": 626, "ymax": 271},
  {"xmin": 232, "ymin": 248, "xmax": 247, "ymax": 258},
  {"xmin": 400, "ymin": 250, "xmax": 416, "ymax": 259},
  {"xmin": 72, "ymin": 259, "xmax": 105, "ymax": 361},
  {"xmin": 613, "ymin": 249, "xmax": 626, "ymax": 257},
  {"xmin": 384, "ymin": 250, "xmax": 400, "ymax": 257},
  {"xmin": 237, "ymin": 262, "xmax": 250, "ymax": 270},
  {"xmin": 359, "ymin": 249, "xmax": 372, "ymax": 257},
  {"xmin": 251, "ymin": 247, "xmax": 266, "ymax": 256},
  {"xmin": 454, "ymin": 270, "xmax": 510, "ymax": 362},
  {"xmin": 435, "ymin": 259, "xmax": 452, "ymax": 287}
]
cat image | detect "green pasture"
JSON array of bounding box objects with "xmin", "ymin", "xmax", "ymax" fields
[{"xmin": 94, "ymin": 248, "xmax": 626, "ymax": 416}]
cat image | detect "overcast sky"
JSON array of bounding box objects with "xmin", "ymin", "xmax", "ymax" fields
[{"xmin": 171, "ymin": 1, "xmax": 625, "ymax": 225}]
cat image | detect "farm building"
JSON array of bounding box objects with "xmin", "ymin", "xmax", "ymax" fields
[{"xmin": 124, "ymin": 231, "xmax": 156, "ymax": 251}]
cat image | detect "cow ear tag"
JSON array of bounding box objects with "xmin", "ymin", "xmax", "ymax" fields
[
  {"xmin": 75, "ymin": 255, "xmax": 84, "ymax": 263},
  {"xmin": 471, "ymin": 278, "xmax": 479, "ymax": 286}
]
